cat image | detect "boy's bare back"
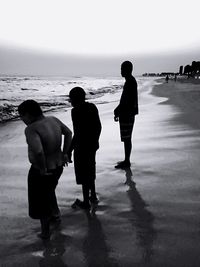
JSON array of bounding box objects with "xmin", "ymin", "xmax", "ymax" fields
[{"xmin": 25, "ymin": 116, "xmax": 71, "ymax": 170}]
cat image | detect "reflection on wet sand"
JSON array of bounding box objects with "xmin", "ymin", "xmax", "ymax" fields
[
  {"xmin": 83, "ymin": 210, "xmax": 119, "ymax": 267},
  {"xmin": 124, "ymin": 168, "xmax": 156, "ymax": 264},
  {"xmin": 39, "ymin": 231, "xmax": 69, "ymax": 267}
]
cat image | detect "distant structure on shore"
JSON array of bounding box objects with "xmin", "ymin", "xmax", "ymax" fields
[
  {"xmin": 142, "ymin": 72, "xmax": 177, "ymax": 77},
  {"xmin": 143, "ymin": 60, "xmax": 200, "ymax": 79},
  {"xmin": 182, "ymin": 61, "xmax": 200, "ymax": 78}
]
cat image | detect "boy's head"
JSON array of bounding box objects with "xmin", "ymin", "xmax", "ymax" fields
[
  {"xmin": 18, "ymin": 100, "xmax": 43, "ymax": 125},
  {"xmin": 121, "ymin": 61, "xmax": 133, "ymax": 77},
  {"xmin": 69, "ymin": 87, "xmax": 86, "ymax": 107}
]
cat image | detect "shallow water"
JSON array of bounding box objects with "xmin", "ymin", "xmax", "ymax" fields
[
  {"xmin": 0, "ymin": 75, "xmax": 123, "ymax": 122},
  {"xmin": 0, "ymin": 75, "xmax": 155, "ymax": 122}
]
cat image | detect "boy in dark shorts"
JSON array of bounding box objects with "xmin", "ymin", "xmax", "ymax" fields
[
  {"xmin": 68, "ymin": 87, "xmax": 102, "ymax": 209},
  {"xmin": 114, "ymin": 61, "xmax": 138, "ymax": 169},
  {"xmin": 18, "ymin": 100, "xmax": 72, "ymax": 239}
]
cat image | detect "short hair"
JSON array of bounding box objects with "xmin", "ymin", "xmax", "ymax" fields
[
  {"xmin": 18, "ymin": 100, "xmax": 43, "ymax": 117},
  {"xmin": 121, "ymin": 61, "xmax": 133, "ymax": 73},
  {"xmin": 69, "ymin": 87, "xmax": 86, "ymax": 101}
]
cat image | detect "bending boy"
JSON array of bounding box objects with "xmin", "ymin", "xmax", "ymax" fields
[{"xmin": 18, "ymin": 100, "xmax": 72, "ymax": 239}]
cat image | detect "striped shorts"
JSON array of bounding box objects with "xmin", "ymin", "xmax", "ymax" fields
[{"xmin": 119, "ymin": 116, "xmax": 135, "ymax": 141}]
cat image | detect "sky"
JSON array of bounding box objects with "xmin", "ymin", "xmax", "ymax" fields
[{"xmin": 0, "ymin": 0, "xmax": 200, "ymax": 76}]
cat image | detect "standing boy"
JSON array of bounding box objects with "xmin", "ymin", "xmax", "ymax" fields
[
  {"xmin": 18, "ymin": 100, "xmax": 72, "ymax": 239},
  {"xmin": 68, "ymin": 87, "xmax": 102, "ymax": 209},
  {"xmin": 114, "ymin": 61, "xmax": 138, "ymax": 169}
]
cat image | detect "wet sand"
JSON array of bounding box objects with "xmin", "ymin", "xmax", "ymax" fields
[{"xmin": 1, "ymin": 78, "xmax": 200, "ymax": 266}]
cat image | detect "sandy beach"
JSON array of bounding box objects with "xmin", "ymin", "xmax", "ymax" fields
[{"xmin": 1, "ymin": 77, "xmax": 200, "ymax": 267}]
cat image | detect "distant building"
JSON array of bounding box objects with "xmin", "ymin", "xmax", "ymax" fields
[
  {"xmin": 142, "ymin": 73, "xmax": 160, "ymax": 77},
  {"xmin": 160, "ymin": 72, "xmax": 175, "ymax": 76},
  {"xmin": 142, "ymin": 72, "xmax": 178, "ymax": 77},
  {"xmin": 179, "ymin": 66, "xmax": 183, "ymax": 75}
]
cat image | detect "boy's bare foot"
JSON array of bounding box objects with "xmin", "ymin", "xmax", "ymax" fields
[
  {"xmin": 37, "ymin": 232, "xmax": 51, "ymax": 240},
  {"xmin": 115, "ymin": 161, "xmax": 131, "ymax": 169},
  {"xmin": 50, "ymin": 215, "xmax": 61, "ymax": 224},
  {"xmin": 89, "ymin": 196, "xmax": 99, "ymax": 205},
  {"xmin": 71, "ymin": 199, "xmax": 91, "ymax": 210}
]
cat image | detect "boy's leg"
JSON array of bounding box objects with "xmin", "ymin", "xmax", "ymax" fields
[
  {"xmin": 71, "ymin": 185, "xmax": 91, "ymax": 209},
  {"xmin": 39, "ymin": 217, "xmax": 50, "ymax": 239},
  {"xmin": 90, "ymin": 181, "xmax": 96, "ymax": 198},
  {"xmin": 115, "ymin": 116, "xmax": 134, "ymax": 168},
  {"xmin": 89, "ymin": 181, "xmax": 99, "ymax": 204},
  {"xmin": 50, "ymin": 167, "xmax": 63, "ymax": 221},
  {"xmin": 124, "ymin": 138, "xmax": 132, "ymax": 164},
  {"xmin": 51, "ymin": 191, "xmax": 61, "ymax": 220},
  {"xmin": 115, "ymin": 139, "xmax": 131, "ymax": 169},
  {"xmin": 82, "ymin": 184, "xmax": 90, "ymax": 205}
]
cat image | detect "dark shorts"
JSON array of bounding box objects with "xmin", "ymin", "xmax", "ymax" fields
[
  {"xmin": 28, "ymin": 165, "xmax": 63, "ymax": 219},
  {"xmin": 74, "ymin": 149, "xmax": 96, "ymax": 186},
  {"xmin": 119, "ymin": 116, "xmax": 135, "ymax": 142}
]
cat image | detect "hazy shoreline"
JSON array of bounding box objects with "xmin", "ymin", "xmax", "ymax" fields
[{"xmin": 151, "ymin": 77, "xmax": 200, "ymax": 130}]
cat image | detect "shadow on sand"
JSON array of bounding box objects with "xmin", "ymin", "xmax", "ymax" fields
[
  {"xmin": 38, "ymin": 231, "xmax": 69, "ymax": 267},
  {"xmin": 19, "ymin": 225, "xmax": 70, "ymax": 266},
  {"xmin": 124, "ymin": 167, "xmax": 156, "ymax": 264},
  {"xmin": 82, "ymin": 209, "xmax": 119, "ymax": 267}
]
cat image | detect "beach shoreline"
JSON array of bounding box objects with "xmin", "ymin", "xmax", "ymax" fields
[
  {"xmin": 1, "ymin": 78, "xmax": 200, "ymax": 266},
  {"xmin": 151, "ymin": 77, "xmax": 200, "ymax": 130}
]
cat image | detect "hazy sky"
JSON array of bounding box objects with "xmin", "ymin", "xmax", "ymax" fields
[{"xmin": 0, "ymin": 0, "xmax": 200, "ymax": 75}]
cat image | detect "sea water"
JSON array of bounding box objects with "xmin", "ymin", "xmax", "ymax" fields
[{"xmin": 0, "ymin": 75, "xmax": 158, "ymax": 122}]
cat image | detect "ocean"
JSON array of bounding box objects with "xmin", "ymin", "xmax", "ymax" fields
[{"xmin": 0, "ymin": 76, "xmax": 158, "ymax": 123}]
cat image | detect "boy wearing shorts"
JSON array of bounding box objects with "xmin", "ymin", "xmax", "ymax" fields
[
  {"xmin": 114, "ymin": 61, "xmax": 138, "ymax": 169},
  {"xmin": 18, "ymin": 100, "xmax": 72, "ymax": 239}
]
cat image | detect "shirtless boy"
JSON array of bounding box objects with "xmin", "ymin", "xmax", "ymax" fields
[{"xmin": 18, "ymin": 100, "xmax": 72, "ymax": 239}]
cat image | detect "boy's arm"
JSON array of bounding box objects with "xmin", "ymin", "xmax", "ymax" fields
[
  {"xmin": 25, "ymin": 127, "xmax": 47, "ymax": 175},
  {"xmin": 59, "ymin": 120, "xmax": 72, "ymax": 164},
  {"xmin": 67, "ymin": 136, "xmax": 75, "ymax": 163},
  {"xmin": 67, "ymin": 110, "xmax": 75, "ymax": 162},
  {"xmin": 90, "ymin": 105, "xmax": 102, "ymax": 149},
  {"xmin": 114, "ymin": 105, "xmax": 120, "ymax": 121},
  {"xmin": 95, "ymin": 106, "xmax": 102, "ymax": 140}
]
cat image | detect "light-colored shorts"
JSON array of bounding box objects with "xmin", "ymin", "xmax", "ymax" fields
[{"xmin": 119, "ymin": 116, "xmax": 135, "ymax": 141}]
